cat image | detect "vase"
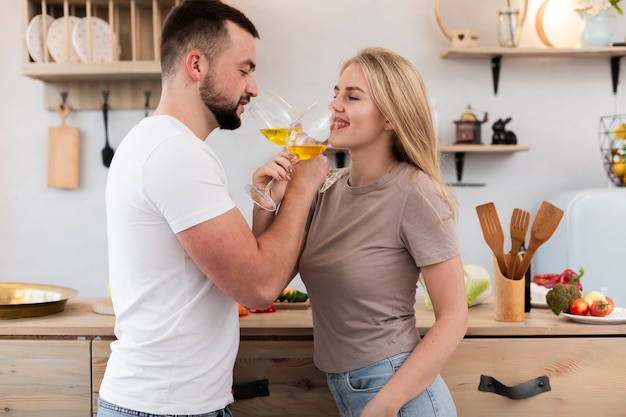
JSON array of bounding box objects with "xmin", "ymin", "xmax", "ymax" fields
[{"xmin": 579, "ymin": 11, "xmax": 616, "ymax": 47}]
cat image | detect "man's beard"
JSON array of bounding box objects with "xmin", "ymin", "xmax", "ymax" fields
[{"xmin": 199, "ymin": 74, "xmax": 244, "ymax": 130}]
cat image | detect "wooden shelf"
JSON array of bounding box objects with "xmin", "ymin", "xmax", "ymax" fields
[
  {"xmin": 439, "ymin": 144, "xmax": 530, "ymax": 153},
  {"xmin": 441, "ymin": 46, "xmax": 626, "ymax": 95},
  {"xmin": 22, "ymin": 0, "xmax": 174, "ymax": 110},
  {"xmin": 439, "ymin": 144, "xmax": 529, "ymax": 186},
  {"xmin": 22, "ymin": 61, "xmax": 162, "ymax": 81},
  {"xmin": 441, "ymin": 46, "xmax": 626, "ymax": 59}
]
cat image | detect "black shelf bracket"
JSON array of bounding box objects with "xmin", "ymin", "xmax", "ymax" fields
[
  {"xmin": 610, "ymin": 55, "xmax": 623, "ymax": 94},
  {"xmin": 491, "ymin": 55, "xmax": 502, "ymax": 95},
  {"xmin": 450, "ymin": 152, "xmax": 484, "ymax": 187}
]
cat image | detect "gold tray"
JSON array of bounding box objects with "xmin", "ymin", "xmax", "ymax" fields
[{"xmin": 0, "ymin": 282, "xmax": 78, "ymax": 320}]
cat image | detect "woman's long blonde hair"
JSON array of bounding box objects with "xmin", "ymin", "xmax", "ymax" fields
[{"xmin": 341, "ymin": 47, "xmax": 457, "ymax": 217}]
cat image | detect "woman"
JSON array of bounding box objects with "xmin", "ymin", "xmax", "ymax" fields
[{"xmin": 252, "ymin": 47, "xmax": 468, "ymax": 417}]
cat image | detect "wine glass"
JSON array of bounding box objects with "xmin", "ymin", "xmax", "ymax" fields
[
  {"xmin": 245, "ymin": 91, "xmax": 298, "ymax": 211},
  {"xmin": 287, "ymin": 103, "xmax": 344, "ymax": 193},
  {"xmin": 286, "ymin": 102, "xmax": 332, "ymax": 161},
  {"xmin": 319, "ymin": 166, "xmax": 348, "ymax": 192}
]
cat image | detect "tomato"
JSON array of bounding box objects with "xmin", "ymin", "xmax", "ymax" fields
[
  {"xmin": 568, "ymin": 298, "xmax": 589, "ymax": 316},
  {"xmin": 606, "ymin": 296, "xmax": 615, "ymax": 315},
  {"xmin": 589, "ymin": 300, "xmax": 612, "ymax": 317}
]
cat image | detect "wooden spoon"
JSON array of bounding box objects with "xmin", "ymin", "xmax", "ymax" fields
[
  {"xmin": 514, "ymin": 201, "xmax": 564, "ymax": 280},
  {"xmin": 476, "ymin": 203, "xmax": 508, "ymax": 277},
  {"xmin": 507, "ymin": 208, "xmax": 530, "ymax": 280}
]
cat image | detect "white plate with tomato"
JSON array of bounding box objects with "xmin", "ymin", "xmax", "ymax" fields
[{"xmin": 562, "ymin": 308, "xmax": 626, "ymax": 324}]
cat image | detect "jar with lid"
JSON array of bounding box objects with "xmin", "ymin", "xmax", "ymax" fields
[{"xmin": 498, "ymin": 7, "xmax": 521, "ymax": 47}]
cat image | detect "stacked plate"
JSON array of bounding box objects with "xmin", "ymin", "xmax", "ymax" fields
[{"xmin": 26, "ymin": 14, "xmax": 115, "ymax": 63}]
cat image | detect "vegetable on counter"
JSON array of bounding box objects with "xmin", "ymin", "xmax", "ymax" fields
[
  {"xmin": 424, "ymin": 264, "xmax": 491, "ymax": 308},
  {"xmin": 248, "ymin": 305, "xmax": 276, "ymax": 314},
  {"xmin": 276, "ymin": 287, "xmax": 308, "ymax": 303},
  {"xmin": 546, "ymin": 283, "xmax": 582, "ymax": 316},
  {"xmin": 533, "ymin": 267, "xmax": 584, "ymax": 291}
]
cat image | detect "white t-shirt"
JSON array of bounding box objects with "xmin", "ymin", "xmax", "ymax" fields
[{"xmin": 101, "ymin": 115, "xmax": 238, "ymax": 414}]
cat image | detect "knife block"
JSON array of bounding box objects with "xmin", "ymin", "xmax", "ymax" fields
[{"xmin": 493, "ymin": 254, "xmax": 525, "ymax": 322}]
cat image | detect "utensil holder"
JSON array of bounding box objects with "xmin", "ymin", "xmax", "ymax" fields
[{"xmin": 494, "ymin": 254, "xmax": 525, "ymax": 322}]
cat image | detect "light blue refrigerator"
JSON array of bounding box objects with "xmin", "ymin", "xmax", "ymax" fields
[{"xmin": 534, "ymin": 187, "xmax": 626, "ymax": 307}]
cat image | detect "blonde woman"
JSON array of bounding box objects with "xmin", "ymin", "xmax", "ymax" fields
[{"xmin": 252, "ymin": 47, "xmax": 468, "ymax": 417}]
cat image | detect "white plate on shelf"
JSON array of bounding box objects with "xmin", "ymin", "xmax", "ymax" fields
[
  {"xmin": 26, "ymin": 14, "xmax": 55, "ymax": 62},
  {"xmin": 562, "ymin": 308, "xmax": 626, "ymax": 324},
  {"xmin": 72, "ymin": 16, "xmax": 113, "ymax": 63},
  {"xmin": 531, "ymin": 299, "xmax": 549, "ymax": 309},
  {"xmin": 47, "ymin": 16, "xmax": 81, "ymax": 64}
]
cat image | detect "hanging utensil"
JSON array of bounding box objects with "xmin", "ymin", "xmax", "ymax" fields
[
  {"xmin": 101, "ymin": 90, "xmax": 115, "ymax": 168},
  {"xmin": 48, "ymin": 93, "xmax": 80, "ymax": 189},
  {"xmin": 144, "ymin": 90, "xmax": 151, "ymax": 117},
  {"xmin": 476, "ymin": 202, "xmax": 508, "ymax": 277},
  {"xmin": 514, "ymin": 201, "xmax": 564, "ymax": 280},
  {"xmin": 507, "ymin": 208, "xmax": 530, "ymax": 280}
]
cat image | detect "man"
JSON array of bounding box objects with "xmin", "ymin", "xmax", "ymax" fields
[{"xmin": 98, "ymin": 1, "xmax": 328, "ymax": 416}]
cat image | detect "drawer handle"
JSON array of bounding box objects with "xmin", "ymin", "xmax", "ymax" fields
[
  {"xmin": 233, "ymin": 378, "xmax": 270, "ymax": 400},
  {"xmin": 478, "ymin": 374, "xmax": 551, "ymax": 400}
]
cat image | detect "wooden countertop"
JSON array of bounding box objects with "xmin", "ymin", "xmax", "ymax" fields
[{"xmin": 1, "ymin": 298, "xmax": 625, "ymax": 339}]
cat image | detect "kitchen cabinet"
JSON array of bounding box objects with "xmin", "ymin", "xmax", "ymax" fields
[
  {"xmin": 0, "ymin": 339, "xmax": 92, "ymax": 416},
  {"xmin": 439, "ymin": 144, "xmax": 529, "ymax": 186},
  {"xmin": 22, "ymin": 0, "xmax": 177, "ymax": 110},
  {"xmin": 2, "ymin": 298, "xmax": 626, "ymax": 416},
  {"xmin": 441, "ymin": 46, "xmax": 626, "ymax": 94}
]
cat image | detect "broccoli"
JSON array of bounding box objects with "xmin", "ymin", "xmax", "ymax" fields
[{"xmin": 545, "ymin": 283, "xmax": 582, "ymax": 316}]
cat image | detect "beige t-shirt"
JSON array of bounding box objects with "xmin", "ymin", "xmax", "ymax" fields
[{"xmin": 299, "ymin": 162, "xmax": 460, "ymax": 373}]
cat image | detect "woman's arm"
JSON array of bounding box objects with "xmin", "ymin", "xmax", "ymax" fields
[{"xmin": 361, "ymin": 255, "xmax": 469, "ymax": 417}]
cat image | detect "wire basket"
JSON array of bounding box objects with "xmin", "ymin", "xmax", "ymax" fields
[{"xmin": 598, "ymin": 114, "xmax": 626, "ymax": 187}]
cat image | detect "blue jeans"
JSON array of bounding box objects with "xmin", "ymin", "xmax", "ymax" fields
[
  {"xmin": 97, "ymin": 397, "xmax": 232, "ymax": 417},
  {"xmin": 326, "ymin": 352, "xmax": 457, "ymax": 417}
]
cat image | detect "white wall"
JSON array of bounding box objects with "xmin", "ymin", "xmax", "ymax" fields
[{"xmin": 2, "ymin": 0, "xmax": 624, "ymax": 298}]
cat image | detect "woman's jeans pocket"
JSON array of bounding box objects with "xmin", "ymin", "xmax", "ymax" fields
[{"xmin": 326, "ymin": 352, "xmax": 457, "ymax": 417}]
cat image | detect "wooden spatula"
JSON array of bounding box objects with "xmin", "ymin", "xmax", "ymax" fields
[
  {"xmin": 507, "ymin": 208, "xmax": 530, "ymax": 280},
  {"xmin": 476, "ymin": 203, "xmax": 508, "ymax": 277},
  {"xmin": 514, "ymin": 201, "xmax": 564, "ymax": 280}
]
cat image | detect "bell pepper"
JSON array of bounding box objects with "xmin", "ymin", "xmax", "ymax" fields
[
  {"xmin": 248, "ymin": 305, "xmax": 276, "ymax": 314},
  {"xmin": 532, "ymin": 267, "xmax": 584, "ymax": 291}
]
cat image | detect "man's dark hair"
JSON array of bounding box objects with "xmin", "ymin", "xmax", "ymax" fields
[{"xmin": 160, "ymin": 0, "xmax": 259, "ymax": 80}]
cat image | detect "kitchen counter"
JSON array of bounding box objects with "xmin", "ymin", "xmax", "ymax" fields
[
  {"xmin": 1, "ymin": 298, "xmax": 625, "ymax": 417},
  {"xmin": 2, "ymin": 297, "xmax": 625, "ymax": 338}
]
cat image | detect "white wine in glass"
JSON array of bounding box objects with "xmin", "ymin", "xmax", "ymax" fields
[
  {"xmin": 286, "ymin": 102, "xmax": 332, "ymax": 161},
  {"xmin": 245, "ymin": 91, "xmax": 298, "ymax": 211}
]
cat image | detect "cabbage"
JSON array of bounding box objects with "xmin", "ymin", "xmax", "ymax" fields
[{"xmin": 423, "ymin": 264, "xmax": 492, "ymax": 308}]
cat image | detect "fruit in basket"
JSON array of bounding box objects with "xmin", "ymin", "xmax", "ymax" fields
[
  {"xmin": 613, "ymin": 158, "xmax": 626, "ymax": 176},
  {"xmin": 613, "ymin": 123, "xmax": 626, "ymax": 139}
]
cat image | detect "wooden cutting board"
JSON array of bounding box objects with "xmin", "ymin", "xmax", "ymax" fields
[
  {"xmin": 92, "ymin": 298, "xmax": 115, "ymax": 315},
  {"xmin": 48, "ymin": 104, "xmax": 79, "ymax": 189}
]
